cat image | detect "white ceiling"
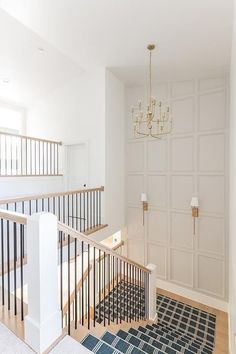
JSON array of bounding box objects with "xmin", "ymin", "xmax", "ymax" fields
[
  {"xmin": 0, "ymin": 0, "xmax": 234, "ymax": 90},
  {"xmin": 0, "ymin": 9, "xmax": 82, "ymax": 107}
]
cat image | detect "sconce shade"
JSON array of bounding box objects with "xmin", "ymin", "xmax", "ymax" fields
[
  {"xmin": 191, "ymin": 197, "xmax": 199, "ymax": 208},
  {"xmin": 141, "ymin": 193, "xmax": 147, "ymax": 202}
]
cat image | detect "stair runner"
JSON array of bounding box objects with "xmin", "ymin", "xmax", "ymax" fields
[{"xmin": 81, "ymin": 287, "xmax": 216, "ymax": 354}]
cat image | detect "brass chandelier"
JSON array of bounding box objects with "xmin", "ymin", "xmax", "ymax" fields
[{"xmin": 131, "ymin": 44, "xmax": 172, "ymax": 139}]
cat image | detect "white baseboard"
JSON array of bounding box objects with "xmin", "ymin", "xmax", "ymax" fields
[{"xmin": 157, "ymin": 278, "xmax": 229, "ymax": 313}]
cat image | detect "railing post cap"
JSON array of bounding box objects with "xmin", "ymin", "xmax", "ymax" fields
[{"xmin": 146, "ymin": 263, "xmax": 157, "ymax": 272}]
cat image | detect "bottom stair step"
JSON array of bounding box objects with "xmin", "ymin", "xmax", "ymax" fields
[{"xmin": 81, "ymin": 334, "xmax": 122, "ymax": 354}]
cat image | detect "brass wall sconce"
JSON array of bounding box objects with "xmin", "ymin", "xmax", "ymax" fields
[
  {"xmin": 141, "ymin": 193, "xmax": 148, "ymax": 225},
  {"xmin": 190, "ymin": 197, "xmax": 199, "ymax": 235}
]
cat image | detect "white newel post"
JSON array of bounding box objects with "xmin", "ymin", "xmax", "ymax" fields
[
  {"xmin": 146, "ymin": 263, "xmax": 157, "ymax": 321},
  {"xmin": 25, "ymin": 213, "xmax": 62, "ymax": 354}
]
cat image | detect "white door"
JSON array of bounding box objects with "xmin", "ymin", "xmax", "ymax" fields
[{"xmin": 66, "ymin": 143, "xmax": 88, "ymax": 190}]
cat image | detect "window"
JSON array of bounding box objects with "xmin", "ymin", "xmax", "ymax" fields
[{"xmin": 0, "ymin": 104, "xmax": 25, "ymax": 135}]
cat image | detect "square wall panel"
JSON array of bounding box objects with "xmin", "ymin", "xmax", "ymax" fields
[
  {"xmin": 171, "ymin": 81, "xmax": 195, "ymax": 97},
  {"xmin": 198, "ymin": 216, "xmax": 224, "ymax": 255},
  {"xmin": 127, "ymin": 175, "xmax": 144, "ymax": 206},
  {"xmin": 147, "ymin": 210, "xmax": 168, "ymax": 244},
  {"xmin": 127, "ymin": 239, "xmax": 145, "ymax": 265},
  {"xmin": 197, "ymin": 255, "xmax": 224, "ymax": 297},
  {"xmin": 170, "ymin": 212, "xmax": 193, "ymax": 249},
  {"xmin": 171, "ymin": 176, "xmax": 194, "ymax": 210},
  {"xmin": 170, "ymin": 249, "xmax": 193, "ymax": 287},
  {"xmin": 127, "ymin": 142, "xmax": 144, "ymax": 172},
  {"xmin": 147, "ymin": 140, "xmax": 167, "ymax": 172},
  {"xmin": 199, "ymin": 91, "xmax": 225, "ymax": 131},
  {"xmin": 199, "ymin": 134, "xmax": 225, "ymax": 172},
  {"xmin": 199, "ymin": 77, "xmax": 225, "ymax": 92},
  {"xmin": 148, "ymin": 175, "xmax": 167, "ymax": 207},
  {"xmin": 171, "ymin": 98, "xmax": 194, "ymax": 134},
  {"xmin": 171, "ymin": 137, "xmax": 194, "ymax": 172},
  {"xmin": 198, "ymin": 176, "xmax": 224, "ymax": 214},
  {"xmin": 147, "ymin": 243, "xmax": 167, "ymax": 279},
  {"xmin": 127, "ymin": 207, "xmax": 144, "ymax": 240}
]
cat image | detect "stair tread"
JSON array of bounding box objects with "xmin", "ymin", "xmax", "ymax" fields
[
  {"xmin": 145, "ymin": 325, "xmax": 213, "ymax": 352},
  {"xmin": 132, "ymin": 327, "xmax": 212, "ymax": 354},
  {"xmin": 101, "ymin": 331, "xmax": 150, "ymax": 354},
  {"xmin": 117, "ymin": 328, "xmax": 183, "ymax": 354},
  {"xmin": 81, "ymin": 333, "xmax": 122, "ymax": 354}
]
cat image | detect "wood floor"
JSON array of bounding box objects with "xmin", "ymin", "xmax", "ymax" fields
[{"xmin": 157, "ymin": 288, "xmax": 229, "ymax": 354}]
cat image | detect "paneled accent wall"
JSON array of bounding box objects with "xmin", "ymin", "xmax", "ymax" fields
[{"xmin": 126, "ymin": 77, "xmax": 228, "ymax": 300}]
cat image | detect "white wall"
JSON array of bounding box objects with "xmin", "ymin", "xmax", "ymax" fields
[
  {"xmin": 229, "ymin": 1, "xmax": 236, "ymax": 351},
  {"xmin": 27, "ymin": 68, "xmax": 106, "ymax": 188},
  {"xmin": 126, "ymin": 77, "xmax": 228, "ymax": 309},
  {"xmin": 103, "ymin": 70, "xmax": 125, "ymax": 238}
]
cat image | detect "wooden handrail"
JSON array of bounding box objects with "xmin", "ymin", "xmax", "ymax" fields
[
  {"xmin": 58, "ymin": 221, "xmax": 150, "ymax": 274},
  {"xmin": 0, "ymin": 186, "xmax": 104, "ymax": 205},
  {"xmin": 0, "ymin": 209, "xmax": 27, "ymax": 225},
  {"xmin": 0, "ymin": 130, "xmax": 62, "ymax": 145}
]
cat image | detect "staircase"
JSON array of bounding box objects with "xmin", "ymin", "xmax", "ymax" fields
[{"xmin": 80, "ymin": 292, "xmax": 216, "ymax": 354}]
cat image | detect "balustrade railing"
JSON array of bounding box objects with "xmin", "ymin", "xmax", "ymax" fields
[
  {"xmin": 0, "ymin": 206, "xmax": 152, "ymax": 351},
  {"xmin": 0, "ymin": 131, "xmax": 62, "ymax": 176},
  {"xmin": 0, "ymin": 186, "xmax": 105, "ymax": 234},
  {"xmin": 0, "ymin": 209, "xmax": 27, "ymax": 321},
  {"xmin": 58, "ymin": 222, "xmax": 150, "ymax": 334}
]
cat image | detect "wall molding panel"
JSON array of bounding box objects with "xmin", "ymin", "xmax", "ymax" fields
[{"xmin": 126, "ymin": 76, "xmax": 228, "ymax": 301}]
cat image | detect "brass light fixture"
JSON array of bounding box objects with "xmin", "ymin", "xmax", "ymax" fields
[{"xmin": 131, "ymin": 44, "xmax": 172, "ymax": 139}]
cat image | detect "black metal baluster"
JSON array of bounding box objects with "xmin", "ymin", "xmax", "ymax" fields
[
  {"xmin": 13, "ymin": 222, "xmax": 17, "ymax": 315},
  {"xmin": 134, "ymin": 267, "xmax": 137, "ymax": 321},
  {"xmin": 116, "ymin": 257, "xmax": 118, "ymax": 324},
  {"xmin": 126, "ymin": 262, "xmax": 129, "ymax": 322},
  {"xmin": 20, "ymin": 224, "xmax": 24, "ymax": 320},
  {"xmin": 86, "ymin": 192, "xmax": 89, "ymax": 231},
  {"xmin": 108, "ymin": 254, "xmax": 110, "ymax": 325},
  {"xmin": 112, "ymin": 256, "xmax": 115, "ymax": 322},
  {"xmin": 60, "ymin": 231, "xmax": 63, "ymax": 312},
  {"xmin": 119, "ymin": 260, "xmax": 122, "ymax": 323},
  {"xmin": 68, "ymin": 234, "xmax": 71, "ymax": 334},
  {"xmin": 93, "ymin": 247, "xmax": 96, "ymax": 327},
  {"xmin": 138, "ymin": 268, "xmax": 140, "ymax": 321},
  {"xmin": 79, "ymin": 193, "xmax": 82, "ymax": 232},
  {"xmin": 81, "ymin": 241, "xmax": 84, "ymax": 326},
  {"xmin": 129, "ymin": 264, "xmax": 132, "ymax": 322},
  {"xmin": 74, "ymin": 236, "xmax": 77, "ymax": 329},
  {"xmin": 1, "ymin": 219, "xmax": 4, "ymax": 305},
  {"xmin": 103, "ymin": 251, "xmax": 106, "ymax": 327},
  {"xmin": 98, "ymin": 249, "xmax": 101, "ymax": 323},
  {"xmin": 87, "ymin": 244, "xmax": 90, "ymax": 329}
]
